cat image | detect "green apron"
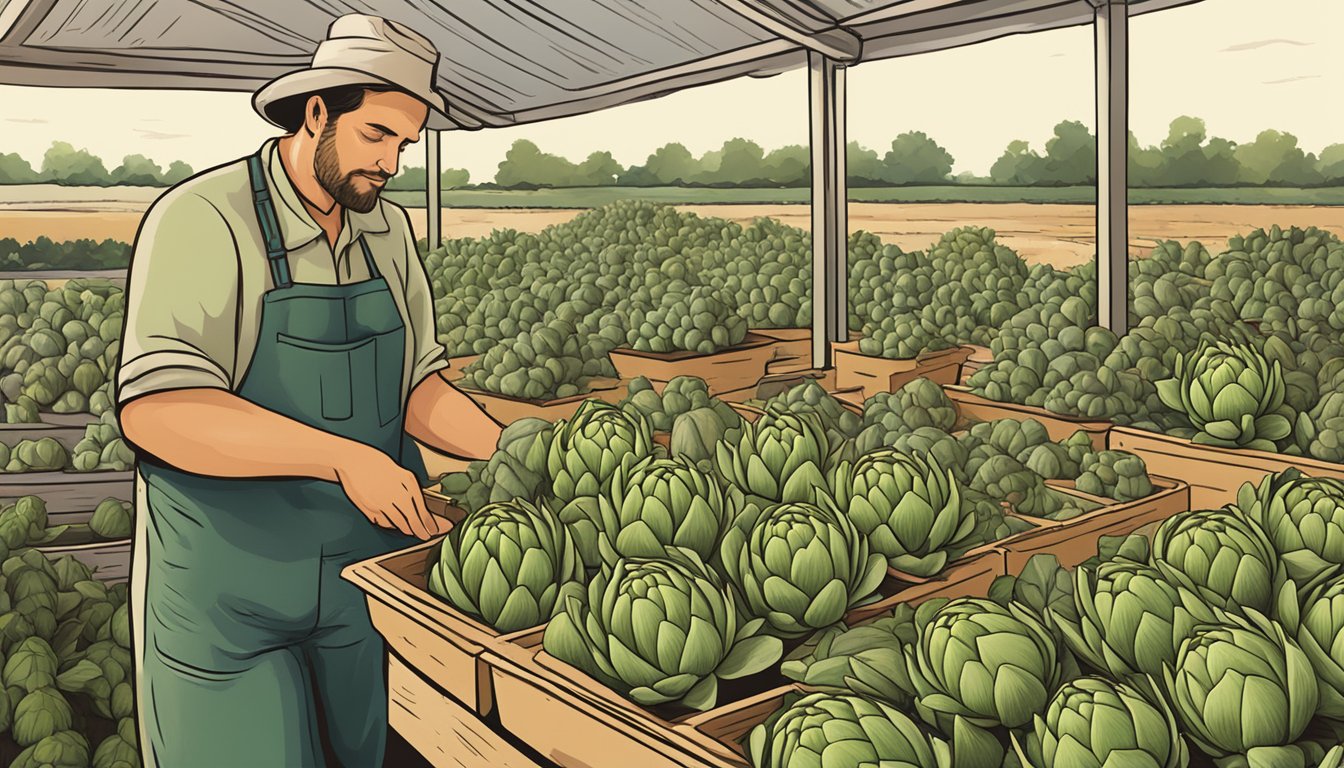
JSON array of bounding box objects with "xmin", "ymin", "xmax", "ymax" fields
[{"xmin": 135, "ymin": 151, "xmax": 427, "ymax": 768}]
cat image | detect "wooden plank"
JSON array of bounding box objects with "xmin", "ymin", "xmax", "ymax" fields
[
  {"xmin": 944, "ymin": 385, "xmax": 1111, "ymax": 449},
  {"xmin": 486, "ymin": 636, "xmax": 743, "ymax": 768},
  {"xmin": 1110, "ymin": 427, "xmax": 1344, "ymax": 509},
  {"xmin": 459, "ymin": 379, "xmax": 626, "ymax": 425},
  {"xmin": 608, "ymin": 334, "xmax": 774, "ymax": 397},
  {"xmin": 36, "ymin": 537, "xmax": 130, "ymax": 582},
  {"xmin": 833, "ymin": 343, "xmax": 971, "ymax": 399},
  {"xmin": 343, "ymin": 538, "xmax": 528, "ymax": 715},
  {"xmin": 388, "ymin": 653, "xmax": 543, "ymax": 768},
  {"xmin": 0, "ymin": 470, "xmax": 134, "ymax": 513},
  {"xmin": 998, "ymin": 477, "xmax": 1189, "ymax": 572}
]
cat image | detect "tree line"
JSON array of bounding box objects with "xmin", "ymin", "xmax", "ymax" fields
[{"xmin": 4, "ymin": 116, "xmax": 1341, "ymax": 189}]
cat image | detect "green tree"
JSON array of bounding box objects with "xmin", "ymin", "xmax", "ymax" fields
[
  {"xmin": 0, "ymin": 153, "xmax": 37, "ymax": 184},
  {"xmin": 700, "ymin": 138, "xmax": 766, "ymax": 186},
  {"xmin": 1318, "ymin": 144, "xmax": 1344, "ymax": 184},
  {"xmin": 847, "ymin": 142, "xmax": 885, "ymax": 186},
  {"xmin": 1234, "ymin": 130, "xmax": 1322, "ymax": 186},
  {"xmin": 41, "ymin": 141, "xmax": 110, "ymax": 185},
  {"xmin": 109, "ymin": 154, "xmax": 165, "ymax": 186},
  {"xmin": 990, "ymin": 139, "xmax": 1044, "ymax": 185},
  {"xmin": 575, "ymin": 151, "xmax": 623, "ymax": 186},
  {"xmin": 162, "ymin": 160, "xmax": 194, "ymax": 185},
  {"xmin": 624, "ymin": 143, "xmax": 701, "ymax": 186},
  {"xmin": 882, "ymin": 131, "xmax": 955, "ymax": 184},
  {"xmin": 1154, "ymin": 117, "xmax": 1239, "ymax": 186},
  {"xmin": 387, "ymin": 165, "xmax": 471, "ymax": 190},
  {"xmin": 495, "ymin": 139, "xmax": 577, "ymax": 188},
  {"xmin": 762, "ymin": 144, "xmax": 808, "ymax": 186},
  {"xmin": 1037, "ymin": 120, "xmax": 1095, "ymax": 185},
  {"xmin": 1128, "ymin": 130, "xmax": 1164, "ymax": 187}
]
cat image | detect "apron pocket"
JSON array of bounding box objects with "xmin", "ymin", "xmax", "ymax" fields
[
  {"xmin": 373, "ymin": 327, "xmax": 407, "ymax": 427},
  {"xmin": 275, "ymin": 333, "xmax": 375, "ymax": 422}
]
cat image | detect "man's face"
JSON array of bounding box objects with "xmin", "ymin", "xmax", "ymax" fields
[{"xmin": 314, "ymin": 89, "xmax": 428, "ymax": 213}]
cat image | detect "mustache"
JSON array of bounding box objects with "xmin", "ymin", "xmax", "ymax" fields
[{"xmin": 352, "ymin": 170, "xmax": 392, "ymax": 182}]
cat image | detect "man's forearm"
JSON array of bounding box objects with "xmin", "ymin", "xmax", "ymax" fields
[
  {"xmin": 119, "ymin": 388, "xmax": 371, "ymax": 481},
  {"xmin": 405, "ymin": 372, "xmax": 503, "ymax": 461}
]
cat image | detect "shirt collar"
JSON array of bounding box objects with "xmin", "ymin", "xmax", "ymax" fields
[{"xmin": 260, "ymin": 137, "xmax": 390, "ymax": 252}]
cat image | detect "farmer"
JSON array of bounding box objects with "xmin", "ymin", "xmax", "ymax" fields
[{"xmin": 114, "ymin": 14, "xmax": 502, "ymax": 767}]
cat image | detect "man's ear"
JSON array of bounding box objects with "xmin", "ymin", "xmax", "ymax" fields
[{"xmin": 303, "ymin": 94, "xmax": 327, "ymax": 138}]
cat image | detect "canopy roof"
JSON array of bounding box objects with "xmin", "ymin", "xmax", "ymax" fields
[{"xmin": 0, "ymin": 0, "xmax": 1199, "ymax": 129}]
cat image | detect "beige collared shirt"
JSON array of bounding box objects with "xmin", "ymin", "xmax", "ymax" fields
[{"xmin": 116, "ymin": 137, "xmax": 447, "ymax": 407}]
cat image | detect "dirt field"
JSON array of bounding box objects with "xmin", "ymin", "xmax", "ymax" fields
[{"xmin": 3, "ymin": 186, "xmax": 1343, "ymax": 269}]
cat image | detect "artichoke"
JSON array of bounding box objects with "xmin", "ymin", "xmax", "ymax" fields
[
  {"xmin": 1164, "ymin": 612, "xmax": 1319, "ymax": 761},
  {"xmin": 828, "ymin": 448, "xmax": 973, "ymax": 577},
  {"xmin": 1057, "ymin": 559, "xmax": 1223, "ymax": 687},
  {"xmin": 89, "ymin": 499, "xmax": 132, "ymax": 540},
  {"xmin": 780, "ymin": 605, "xmax": 919, "ymax": 708},
  {"xmin": 546, "ymin": 399, "xmax": 655, "ymax": 567},
  {"xmin": 1150, "ymin": 507, "xmax": 1279, "ymax": 616},
  {"xmin": 596, "ymin": 455, "xmax": 730, "ymax": 564},
  {"xmin": 1156, "ymin": 340, "xmax": 1294, "ymax": 451},
  {"xmin": 426, "ymin": 498, "xmax": 584, "ymax": 633},
  {"xmin": 1237, "ymin": 469, "xmax": 1344, "ymax": 583},
  {"xmin": 542, "ymin": 548, "xmax": 781, "ymax": 711},
  {"xmin": 747, "ymin": 691, "xmax": 951, "ymax": 768},
  {"xmin": 905, "ymin": 597, "xmax": 1061, "ymax": 731},
  {"xmin": 714, "ymin": 403, "xmax": 829, "ymax": 504},
  {"xmin": 720, "ymin": 501, "xmax": 886, "ymax": 638},
  {"xmin": 1014, "ymin": 676, "xmax": 1189, "ymax": 768},
  {"xmin": 1282, "ymin": 577, "xmax": 1344, "ymax": 721}
]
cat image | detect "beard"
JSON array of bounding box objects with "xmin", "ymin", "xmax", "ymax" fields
[{"xmin": 314, "ymin": 121, "xmax": 386, "ymax": 214}]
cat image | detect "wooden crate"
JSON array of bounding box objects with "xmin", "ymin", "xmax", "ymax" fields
[
  {"xmin": 0, "ymin": 470, "xmax": 134, "ymax": 514},
  {"xmin": 843, "ymin": 546, "xmax": 1008, "ymax": 625},
  {"xmin": 387, "ymin": 653, "xmax": 543, "ymax": 768},
  {"xmin": 486, "ymin": 628, "xmax": 752, "ymax": 768},
  {"xmin": 341, "ymin": 537, "xmax": 534, "ymax": 716},
  {"xmin": 677, "ymin": 685, "xmax": 810, "ymax": 767},
  {"xmin": 995, "ymin": 477, "xmax": 1189, "ymax": 573},
  {"xmin": 833, "ymin": 343, "xmax": 972, "ymax": 400},
  {"xmin": 944, "ymin": 386, "xmax": 1112, "ymax": 449},
  {"xmin": 753, "ymin": 329, "xmax": 812, "ymax": 375},
  {"xmin": 609, "ymin": 334, "xmax": 775, "ymax": 396},
  {"xmin": 1109, "ymin": 427, "xmax": 1344, "ymax": 509},
  {"xmin": 36, "ymin": 536, "xmax": 131, "ymax": 582},
  {"xmin": 958, "ymin": 345, "xmax": 994, "ymax": 385},
  {"xmin": 0, "ymin": 412, "xmax": 97, "ymax": 452},
  {"xmin": 460, "ymin": 379, "xmax": 626, "ymax": 425}
]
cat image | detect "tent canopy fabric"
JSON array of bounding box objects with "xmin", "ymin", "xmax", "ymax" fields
[{"xmin": 0, "ymin": 0, "xmax": 1198, "ymax": 129}]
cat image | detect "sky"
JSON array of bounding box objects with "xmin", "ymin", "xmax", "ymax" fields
[{"xmin": 0, "ymin": 0, "xmax": 1338, "ymax": 183}]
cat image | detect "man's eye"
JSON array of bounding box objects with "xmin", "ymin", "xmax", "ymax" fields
[{"xmin": 363, "ymin": 132, "xmax": 380, "ymax": 142}]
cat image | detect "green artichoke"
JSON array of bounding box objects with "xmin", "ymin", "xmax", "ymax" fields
[
  {"xmin": 715, "ymin": 403, "xmax": 829, "ymax": 504},
  {"xmin": 1057, "ymin": 559, "xmax": 1223, "ymax": 687},
  {"xmin": 89, "ymin": 499, "xmax": 132, "ymax": 540},
  {"xmin": 904, "ymin": 597, "xmax": 1061, "ymax": 730},
  {"xmin": 780, "ymin": 605, "xmax": 919, "ymax": 708},
  {"xmin": 1014, "ymin": 676, "xmax": 1189, "ymax": 768},
  {"xmin": 1165, "ymin": 612, "xmax": 1319, "ymax": 761},
  {"xmin": 10, "ymin": 729, "xmax": 90, "ymax": 768},
  {"xmin": 1282, "ymin": 578, "xmax": 1344, "ymax": 721},
  {"xmin": 720, "ymin": 501, "xmax": 886, "ymax": 638},
  {"xmin": 427, "ymin": 498, "xmax": 584, "ymax": 633},
  {"xmin": 1150, "ymin": 507, "xmax": 1279, "ymax": 616},
  {"xmin": 1237, "ymin": 469, "xmax": 1344, "ymax": 583},
  {"xmin": 596, "ymin": 455, "xmax": 730, "ymax": 564},
  {"xmin": 542, "ymin": 548, "xmax": 781, "ymax": 711},
  {"xmin": 547, "ymin": 399, "xmax": 655, "ymax": 567},
  {"xmin": 828, "ymin": 448, "xmax": 973, "ymax": 577},
  {"xmin": 747, "ymin": 691, "xmax": 951, "ymax": 768},
  {"xmin": 1156, "ymin": 340, "xmax": 1293, "ymax": 451}
]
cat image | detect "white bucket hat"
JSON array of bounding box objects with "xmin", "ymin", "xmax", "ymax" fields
[{"xmin": 252, "ymin": 13, "xmax": 449, "ymax": 129}]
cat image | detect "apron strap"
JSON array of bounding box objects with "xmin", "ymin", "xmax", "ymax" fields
[
  {"xmin": 246, "ymin": 153, "xmax": 294, "ymax": 290},
  {"xmin": 357, "ymin": 236, "xmax": 382, "ymax": 280}
]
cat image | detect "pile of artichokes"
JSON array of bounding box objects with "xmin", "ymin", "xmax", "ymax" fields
[{"xmin": 768, "ymin": 466, "xmax": 1344, "ymax": 768}]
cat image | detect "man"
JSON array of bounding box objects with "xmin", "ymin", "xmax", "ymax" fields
[{"xmin": 115, "ymin": 14, "xmax": 503, "ymax": 767}]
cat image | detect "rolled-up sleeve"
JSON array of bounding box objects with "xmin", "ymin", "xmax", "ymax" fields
[
  {"xmin": 397, "ymin": 212, "xmax": 448, "ymax": 391},
  {"xmin": 116, "ymin": 192, "xmax": 240, "ymax": 406}
]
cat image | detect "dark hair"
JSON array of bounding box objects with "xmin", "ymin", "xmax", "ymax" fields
[{"xmin": 268, "ymin": 84, "xmax": 401, "ymax": 133}]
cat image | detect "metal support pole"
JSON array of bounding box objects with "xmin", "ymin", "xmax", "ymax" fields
[
  {"xmin": 426, "ymin": 129, "xmax": 442, "ymax": 249},
  {"xmin": 1095, "ymin": 0, "xmax": 1129, "ymax": 334},
  {"xmin": 809, "ymin": 51, "xmax": 848, "ymax": 370}
]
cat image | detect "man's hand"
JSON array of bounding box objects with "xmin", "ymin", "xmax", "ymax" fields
[{"xmin": 335, "ymin": 444, "xmax": 451, "ymax": 540}]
